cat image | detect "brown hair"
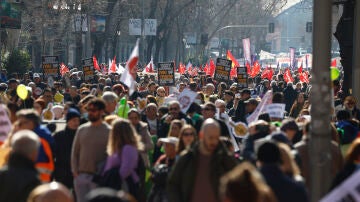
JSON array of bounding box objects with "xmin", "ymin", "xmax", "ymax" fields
[
  {"xmin": 220, "ymin": 162, "xmax": 277, "ymax": 202},
  {"xmin": 177, "ymin": 125, "xmax": 197, "ymax": 154},
  {"xmin": 107, "ymin": 118, "xmax": 144, "ymax": 155}
]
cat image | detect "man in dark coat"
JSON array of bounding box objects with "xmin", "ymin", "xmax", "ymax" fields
[
  {"xmin": 0, "ymin": 130, "xmax": 41, "ymax": 202},
  {"xmin": 283, "ymin": 82, "xmax": 298, "ymax": 113},
  {"xmin": 258, "ymin": 141, "xmax": 309, "ymax": 202},
  {"xmin": 167, "ymin": 119, "xmax": 238, "ymax": 202},
  {"xmin": 53, "ymin": 108, "xmax": 81, "ymax": 189}
]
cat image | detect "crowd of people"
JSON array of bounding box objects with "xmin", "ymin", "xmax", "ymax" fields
[{"xmin": 0, "ymin": 65, "xmax": 359, "ymax": 202}]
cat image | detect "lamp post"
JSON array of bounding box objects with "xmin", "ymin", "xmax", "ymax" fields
[{"xmin": 116, "ymin": 30, "xmax": 121, "ymax": 61}]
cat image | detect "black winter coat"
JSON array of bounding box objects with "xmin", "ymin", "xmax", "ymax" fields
[
  {"xmin": 53, "ymin": 127, "xmax": 77, "ymax": 189},
  {"xmin": 0, "ymin": 153, "xmax": 41, "ymax": 202}
]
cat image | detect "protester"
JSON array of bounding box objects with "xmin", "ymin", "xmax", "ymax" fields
[
  {"xmin": 167, "ymin": 119, "xmax": 237, "ymax": 202},
  {"xmin": 27, "ymin": 182, "xmax": 74, "ymax": 202},
  {"xmin": 53, "ymin": 108, "xmax": 81, "ymax": 189},
  {"xmin": 16, "ymin": 109, "xmax": 55, "ymax": 183},
  {"xmin": 220, "ymin": 162, "xmax": 277, "ymax": 202},
  {"xmin": 0, "ymin": 130, "xmax": 41, "ymax": 202},
  {"xmin": 103, "ymin": 118, "xmax": 144, "ymax": 201},
  {"xmin": 128, "ymin": 109, "xmax": 154, "ymax": 168},
  {"xmin": 177, "ymin": 125, "xmax": 198, "ymax": 155},
  {"xmin": 71, "ymin": 98, "xmax": 110, "ymax": 202},
  {"xmin": 257, "ymin": 141, "xmax": 309, "ymax": 202}
]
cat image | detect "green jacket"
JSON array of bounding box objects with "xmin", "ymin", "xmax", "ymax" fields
[{"xmin": 167, "ymin": 143, "xmax": 238, "ymax": 202}]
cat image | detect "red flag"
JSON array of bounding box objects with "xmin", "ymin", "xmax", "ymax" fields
[
  {"xmin": 226, "ymin": 50, "xmax": 240, "ymax": 69},
  {"xmin": 298, "ymin": 63, "xmax": 303, "ymax": 74},
  {"xmin": 209, "ymin": 59, "xmax": 216, "ymax": 77},
  {"xmin": 227, "ymin": 50, "xmax": 239, "ymax": 79},
  {"xmin": 60, "ymin": 62, "xmax": 69, "ymax": 76},
  {"xmin": 261, "ymin": 67, "xmax": 273, "ymax": 81},
  {"xmin": 178, "ymin": 63, "xmax": 186, "ymax": 74},
  {"xmin": 299, "ymin": 71, "xmax": 309, "ymax": 83},
  {"xmin": 331, "ymin": 59, "xmax": 337, "ymax": 67},
  {"xmin": 93, "ymin": 55, "xmax": 100, "ymax": 71},
  {"xmin": 110, "ymin": 56, "xmax": 116, "ymax": 73},
  {"xmin": 203, "ymin": 63, "xmax": 209, "ymax": 74},
  {"xmin": 120, "ymin": 39, "xmax": 139, "ymax": 95},
  {"xmin": 284, "ymin": 68, "xmax": 294, "ymax": 83},
  {"xmin": 187, "ymin": 66, "xmax": 192, "ymax": 74},
  {"xmin": 249, "ymin": 61, "xmax": 261, "ymax": 78},
  {"xmin": 143, "ymin": 58, "xmax": 154, "ymax": 73},
  {"xmin": 230, "ymin": 67, "xmax": 237, "ymax": 78}
]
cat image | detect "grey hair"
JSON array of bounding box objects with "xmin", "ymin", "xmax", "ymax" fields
[
  {"xmin": 101, "ymin": 91, "xmax": 118, "ymax": 103},
  {"xmin": 11, "ymin": 130, "xmax": 40, "ymax": 157}
]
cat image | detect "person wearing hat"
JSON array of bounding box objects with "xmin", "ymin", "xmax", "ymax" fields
[
  {"xmin": 233, "ymin": 88, "xmax": 252, "ymax": 123},
  {"xmin": 53, "ymin": 108, "xmax": 81, "ymax": 189},
  {"xmin": 33, "ymin": 73, "xmax": 47, "ymax": 90},
  {"xmin": 155, "ymin": 137, "xmax": 179, "ymax": 168},
  {"xmin": 224, "ymin": 90, "xmax": 234, "ymax": 111},
  {"xmin": 244, "ymin": 98, "xmax": 259, "ymax": 117}
]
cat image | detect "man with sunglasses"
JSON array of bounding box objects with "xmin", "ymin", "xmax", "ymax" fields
[
  {"xmin": 71, "ymin": 98, "xmax": 110, "ymax": 202},
  {"xmin": 202, "ymin": 102, "xmax": 231, "ymax": 139},
  {"xmin": 157, "ymin": 101, "xmax": 192, "ymax": 160}
]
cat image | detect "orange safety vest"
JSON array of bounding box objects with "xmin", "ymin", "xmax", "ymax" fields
[{"xmin": 35, "ymin": 138, "xmax": 54, "ymax": 183}]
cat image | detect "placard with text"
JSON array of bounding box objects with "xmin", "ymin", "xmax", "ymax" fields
[
  {"xmin": 158, "ymin": 62, "xmax": 175, "ymax": 86},
  {"xmin": 82, "ymin": 58, "xmax": 95, "ymax": 80},
  {"xmin": 42, "ymin": 56, "xmax": 59, "ymax": 78},
  {"xmin": 237, "ymin": 66, "xmax": 248, "ymax": 88},
  {"xmin": 214, "ymin": 58, "xmax": 231, "ymax": 83}
]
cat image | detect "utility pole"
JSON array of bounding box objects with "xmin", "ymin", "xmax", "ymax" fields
[
  {"xmin": 353, "ymin": 0, "xmax": 360, "ymax": 104},
  {"xmin": 309, "ymin": 0, "xmax": 333, "ymax": 201}
]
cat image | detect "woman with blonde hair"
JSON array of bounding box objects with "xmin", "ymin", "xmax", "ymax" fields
[
  {"xmin": 220, "ymin": 162, "xmax": 277, "ymax": 202},
  {"xmin": 177, "ymin": 125, "xmax": 197, "ymax": 154},
  {"xmin": 102, "ymin": 118, "xmax": 144, "ymax": 200}
]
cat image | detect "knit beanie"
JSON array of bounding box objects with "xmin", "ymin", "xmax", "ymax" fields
[{"xmin": 66, "ymin": 108, "xmax": 81, "ymax": 122}]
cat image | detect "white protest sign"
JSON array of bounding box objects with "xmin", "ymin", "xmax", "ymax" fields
[
  {"xmin": 178, "ymin": 89, "xmax": 198, "ymax": 114},
  {"xmin": 246, "ymin": 90, "xmax": 273, "ymax": 124},
  {"xmin": 266, "ymin": 103, "xmax": 286, "ymax": 119},
  {"xmin": 129, "ymin": 19, "xmax": 142, "ymax": 35},
  {"xmin": 0, "ymin": 104, "xmax": 12, "ymax": 142},
  {"xmin": 320, "ymin": 170, "xmax": 360, "ymax": 202},
  {"xmin": 144, "ymin": 19, "xmax": 157, "ymax": 36}
]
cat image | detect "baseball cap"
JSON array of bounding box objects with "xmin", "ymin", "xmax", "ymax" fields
[{"xmin": 33, "ymin": 73, "xmax": 40, "ymax": 78}]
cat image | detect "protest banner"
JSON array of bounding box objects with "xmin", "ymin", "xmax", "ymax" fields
[
  {"xmin": 82, "ymin": 58, "xmax": 95, "ymax": 80},
  {"xmin": 266, "ymin": 103, "xmax": 286, "ymax": 119},
  {"xmin": 42, "ymin": 56, "xmax": 59, "ymax": 78},
  {"xmin": 158, "ymin": 62, "xmax": 175, "ymax": 86},
  {"xmin": 246, "ymin": 90, "xmax": 273, "ymax": 124},
  {"xmin": 237, "ymin": 66, "xmax": 248, "ymax": 88},
  {"xmin": 214, "ymin": 58, "xmax": 231, "ymax": 83},
  {"xmin": 320, "ymin": 171, "xmax": 360, "ymax": 202},
  {"xmin": 178, "ymin": 89, "xmax": 198, "ymax": 114}
]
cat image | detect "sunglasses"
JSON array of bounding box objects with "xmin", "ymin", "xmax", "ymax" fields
[{"xmin": 169, "ymin": 108, "xmax": 179, "ymax": 111}]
